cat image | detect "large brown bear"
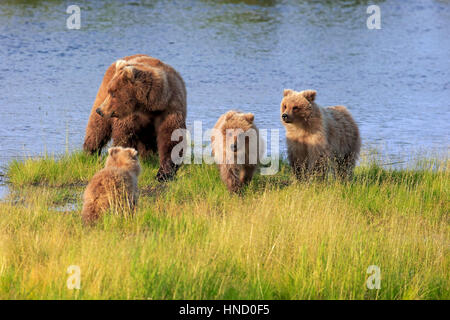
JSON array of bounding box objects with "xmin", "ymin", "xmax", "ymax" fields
[
  {"xmin": 280, "ymin": 89, "xmax": 361, "ymax": 180},
  {"xmin": 83, "ymin": 54, "xmax": 187, "ymax": 181}
]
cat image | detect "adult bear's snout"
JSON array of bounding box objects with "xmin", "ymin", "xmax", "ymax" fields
[
  {"xmin": 96, "ymin": 108, "xmax": 104, "ymax": 117},
  {"xmin": 282, "ymin": 113, "xmax": 289, "ymax": 122}
]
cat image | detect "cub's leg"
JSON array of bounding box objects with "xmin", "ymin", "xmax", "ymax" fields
[
  {"xmin": 240, "ymin": 165, "xmax": 256, "ymax": 186},
  {"xmin": 222, "ymin": 165, "xmax": 241, "ymax": 193},
  {"xmin": 336, "ymin": 153, "xmax": 357, "ymax": 180}
]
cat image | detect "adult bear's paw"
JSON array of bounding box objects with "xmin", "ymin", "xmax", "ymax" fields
[{"xmin": 156, "ymin": 162, "xmax": 179, "ymax": 182}]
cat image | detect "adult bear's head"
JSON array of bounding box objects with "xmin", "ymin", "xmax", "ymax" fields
[{"xmin": 96, "ymin": 60, "xmax": 167, "ymax": 119}]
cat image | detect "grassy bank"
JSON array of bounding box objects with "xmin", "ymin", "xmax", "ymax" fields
[{"xmin": 0, "ymin": 151, "xmax": 448, "ymax": 299}]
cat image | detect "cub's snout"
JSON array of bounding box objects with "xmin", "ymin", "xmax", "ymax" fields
[{"xmin": 281, "ymin": 113, "xmax": 290, "ymax": 123}]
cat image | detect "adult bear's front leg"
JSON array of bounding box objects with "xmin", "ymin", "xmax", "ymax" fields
[
  {"xmin": 83, "ymin": 60, "xmax": 119, "ymax": 155},
  {"xmin": 83, "ymin": 109, "xmax": 112, "ymax": 155},
  {"xmin": 155, "ymin": 111, "xmax": 186, "ymax": 182}
]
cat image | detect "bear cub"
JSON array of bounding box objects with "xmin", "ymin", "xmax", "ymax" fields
[
  {"xmin": 211, "ymin": 110, "xmax": 261, "ymax": 193},
  {"xmin": 81, "ymin": 146, "xmax": 141, "ymax": 224},
  {"xmin": 281, "ymin": 89, "xmax": 361, "ymax": 180}
]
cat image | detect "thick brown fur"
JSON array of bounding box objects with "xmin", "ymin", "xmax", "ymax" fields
[
  {"xmin": 83, "ymin": 54, "xmax": 187, "ymax": 182},
  {"xmin": 280, "ymin": 89, "xmax": 361, "ymax": 180},
  {"xmin": 211, "ymin": 110, "xmax": 260, "ymax": 193},
  {"xmin": 81, "ymin": 147, "xmax": 141, "ymax": 225}
]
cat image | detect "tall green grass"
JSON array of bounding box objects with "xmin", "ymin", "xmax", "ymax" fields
[{"xmin": 0, "ymin": 151, "xmax": 448, "ymax": 299}]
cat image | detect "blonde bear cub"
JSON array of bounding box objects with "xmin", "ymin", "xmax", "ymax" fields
[
  {"xmin": 211, "ymin": 110, "xmax": 261, "ymax": 193},
  {"xmin": 81, "ymin": 146, "xmax": 141, "ymax": 224},
  {"xmin": 280, "ymin": 89, "xmax": 361, "ymax": 179}
]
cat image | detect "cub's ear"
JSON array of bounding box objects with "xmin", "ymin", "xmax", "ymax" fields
[
  {"xmin": 244, "ymin": 113, "xmax": 254, "ymax": 123},
  {"xmin": 301, "ymin": 90, "xmax": 316, "ymax": 102},
  {"xmin": 283, "ymin": 89, "xmax": 294, "ymax": 97},
  {"xmin": 225, "ymin": 111, "xmax": 235, "ymax": 121},
  {"xmin": 108, "ymin": 147, "xmax": 121, "ymax": 156},
  {"xmin": 127, "ymin": 148, "xmax": 138, "ymax": 159}
]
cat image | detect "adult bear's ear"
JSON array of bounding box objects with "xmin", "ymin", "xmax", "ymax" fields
[
  {"xmin": 283, "ymin": 89, "xmax": 294, "ymax": 97},
  {"xmin": 115, "ymin": 59, "xmax": 127, "ymax": 70},
  {"xmin": 244, "ymin": 113, "xmax": 254, "ymax": 123},
  {"xmin": 123, "ymin": 66, "xmax": 151, "ymax": 83},
  {"xmin": 124, "ymin": 67, "xmax": 152, "ymax": 104},
  {"xmin": 123, "ymin": 66, "xmax": 135, "ymax": 81},
  {"xmin": 302, "ymin": 90, "xmax": 316, "ymax": 102}
]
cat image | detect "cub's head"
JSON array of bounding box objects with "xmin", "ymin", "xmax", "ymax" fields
[
  {"xmin": 96, "ymin": 60, "xmax": 153, "ymax": 119},
  {"xmin": 211, "ymin": 111, "xmax": 261, "ymax": 166},
  {"xmin": 280, "ymin": 89, "xmax": 317, "ymax": 124},
  {"xmin": 221, "ymin": 111, "xmax": 256, "ymax": 153},
  {"xmin": 105, "ymin": 146, "xmax": 141, "ymax": 176}
]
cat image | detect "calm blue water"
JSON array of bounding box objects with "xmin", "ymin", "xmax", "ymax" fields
[{"xmin": 0, "ymin": 0, "xmax": 449, "ymax": 172}]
